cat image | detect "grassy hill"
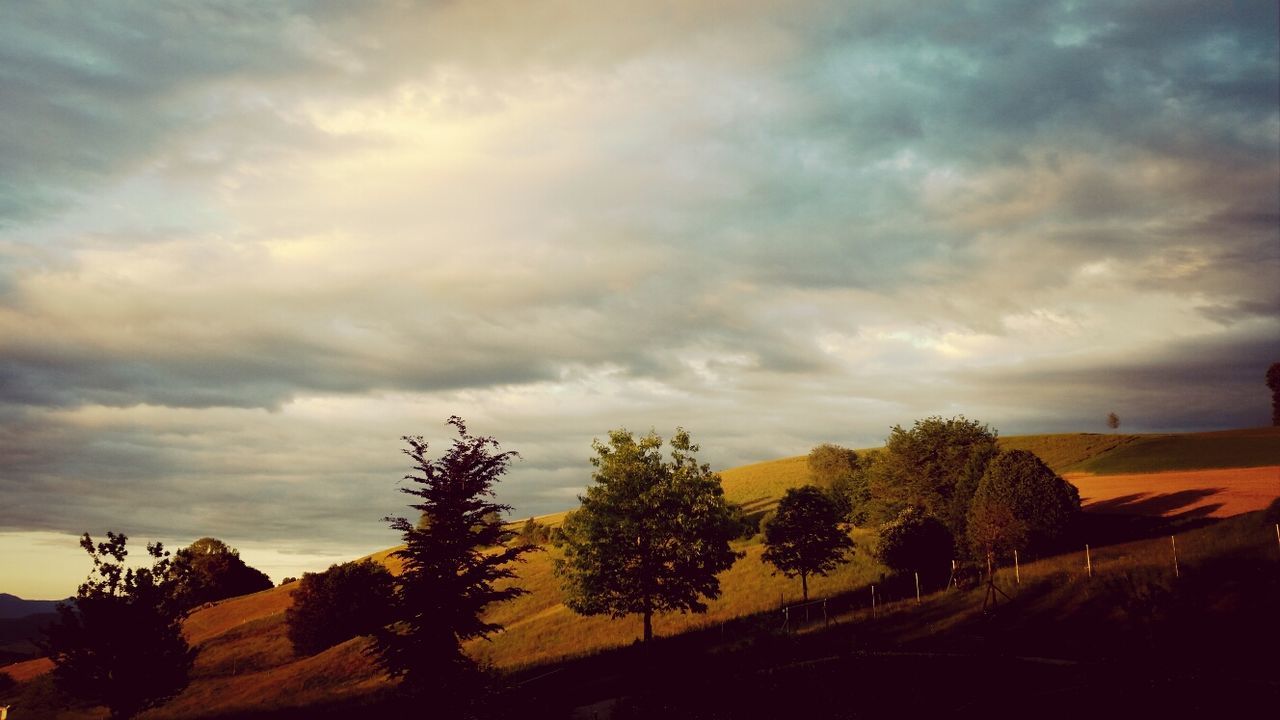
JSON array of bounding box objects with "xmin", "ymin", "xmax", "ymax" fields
[
  {"xmin": 4, "ymin": 427, "xmax": 1278, "ymax": 718},
  {"xmin": 717, "ymin": 427, "xmax": 1280, "ymax": 507}
]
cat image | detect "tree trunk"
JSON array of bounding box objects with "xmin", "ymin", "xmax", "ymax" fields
[
  {"xmin": 801, "ymin": 573, "xmax": 808, "ymax": 603},
  {"xmin": 642, "ymin": 591, "xmax": 653, "ymax": 642}
]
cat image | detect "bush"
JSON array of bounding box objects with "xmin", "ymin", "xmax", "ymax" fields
[
  {"xmin": 285, "ymin": 560, "xmax": 395, "ymax": 656},
  {"xmin": 874, "ymin": 506, "xmax": 953, "ymax": 582}
]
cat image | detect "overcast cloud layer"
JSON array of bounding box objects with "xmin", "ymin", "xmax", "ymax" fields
[{"xmin": 2, "ymin": 0, "xmax": 1277, "ymax": 596}]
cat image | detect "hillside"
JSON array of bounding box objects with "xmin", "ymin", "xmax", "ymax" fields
[{"xmin": 4, "ymin": 428, "xmax": 1278, "ymax": 718}]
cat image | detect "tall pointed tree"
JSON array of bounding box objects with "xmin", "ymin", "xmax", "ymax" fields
[
  {"xmin": 761, "ymin": 486, "xmax": 855, "ymax": 602},
  {"xmin": 555, "ymin": 428, "xmax": 740, "ymax": 642},
  {"xmin": 370, "ymin": 417, "xmax": 533, "ymax": 705}
]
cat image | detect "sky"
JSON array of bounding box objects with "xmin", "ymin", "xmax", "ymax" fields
[{"xmin": 1, "ymin": 0, "xmax": 1277, "ymax": 599}]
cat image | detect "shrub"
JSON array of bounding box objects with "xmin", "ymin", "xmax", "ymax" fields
[
  {"xmin": 874, "ymin": 506, "xmax": 953, "ymax": 582},
  {"xmin": 285, "ymin": 560, "xmax": 395, "ymax": 656}
]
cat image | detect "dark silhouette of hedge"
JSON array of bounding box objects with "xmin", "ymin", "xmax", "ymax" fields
[{"xmin": 285, "ymin": 560, "xmax": 394, "ymax": 657}]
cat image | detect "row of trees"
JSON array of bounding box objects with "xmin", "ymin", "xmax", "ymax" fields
[
  {"xmin": 804, "ymin": 417, "xmax": 1081, "ymax": 586},
  {"xmin": 47, "ymin": 415, "xmax": 1086, "ymax": 717}
]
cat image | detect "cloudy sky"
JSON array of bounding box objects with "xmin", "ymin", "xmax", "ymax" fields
[{"xmin": 2, "ymin": 0, "xmax": 1277, "ymax": 598}]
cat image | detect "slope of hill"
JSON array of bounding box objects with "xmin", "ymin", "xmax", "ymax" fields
[
  {"xmin": 0, "ymin": 594, "xmax": 64, "ymax": 620},
  {"xmin": 4, "ymin": 428, "xmax": 1278, "ymax": 718}
]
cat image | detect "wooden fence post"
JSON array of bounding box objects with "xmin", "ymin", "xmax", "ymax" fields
[
  {"xmin": 871, "ymin": 585, "xmax": 876, "ymax": 618},
  {"xmin": 1171, "ymin": 535, "xmax": 1179, "ymax": 578},
  {"xmin": 1014, "ymin": 549, "xmax": 1020, "ymax": 585},
  {"xmin": 1085, "ymin": 544, "xmax": 1092, "ymax": 578},
  {"xmin": 915, "ymin": 571, "xmax": 921, "ymax": 604}
]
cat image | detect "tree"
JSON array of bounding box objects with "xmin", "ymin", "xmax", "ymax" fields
[
  {"xmin": 42, "ymin": 532, "xmax": 194, "ymax": 720},
  {"xmin": 807, "ymin": 444, "xmax": 872, "ymax": 525},
  {"xmin": 869, "ymin": 416, "xmax": 999, "ymax": 539},
  {"xmin": 555, "ymin": 428, "xmax": 741, "ymax": 643},
  {"xmin": 966, "ymin": 450, "xmax": 1081, "ymax": 558},
  {"xmin": 170, "ymin": 537, "xmax": 273, "ymax": 611},
  {"xmin": 516, "ymin": 517, "xmax": 552, "ymax": 546},
  {"xmin": 874, "ymin": 506, "xmax": 953, "ymax": 584},
  {"xmin": 1268, "ymin": 362, "xmax": 1280, "ymax": 426},
  {"xmin": 1107, "ymin": 412, "xmax": 1120, "ymax": 430},
  {"xmin": 286, "ymin": 559, "xmax": 395, "ymax": 656},
  {"xmin": 370, "ymin": 417, "xmax": 533, "ymax": 704},
  {"xmin": 761, "ymin": 486, "xmax": 855, "ymax": 602}
]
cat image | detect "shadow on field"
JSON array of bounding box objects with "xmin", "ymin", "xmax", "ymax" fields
[
  {"xmin": 1075, "ymin": 504, "xmax": 1221, "ymax": 547},
  {"xmin": 1085, "ymin": 487, "xmax": 1223, "ymax": 517}
]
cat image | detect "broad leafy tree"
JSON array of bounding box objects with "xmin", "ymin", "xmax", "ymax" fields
[
  {"xmin": 1106, "ymin": 412, "xmax": 1121, "ymax": 430},
  {"xmin": 370, "ymin": 417, "xmax": 533, "ymax": 705},
  {"xmin": 555, "ymin": 428, "xmax": 740, "ymax": 642},
  {"xmin": 967, "ymin": 450, "xmax": 1081, "ymax": 558},
  {"xmin": 807, "ymin": 444, "xmax": 872, "ymax": 525},
  {"xmin": 42, "ymin": 532, "xmax": 194, "ymax": 720},
  {"xmin": 286, "ymin": 559, "xmax": 395, "ymax": 656},
  {"xmin": 761, "ymin": 486, "xmax": 855, "ymax": 602},
  {"xmin": 874, "ymin": 506, "xmax": 953, "ymax": 585},
  {"xmin": 870, "ymin": 416, "xmax": 999, "ymax": 539},
  {"xmin": 170, "ymin": 537, "xmax": 273, "ymax": 611}
]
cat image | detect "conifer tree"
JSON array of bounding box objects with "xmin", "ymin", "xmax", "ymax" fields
[{"xmin": 370, "ymin": 417, "xmax": 533, "ymax": 706}]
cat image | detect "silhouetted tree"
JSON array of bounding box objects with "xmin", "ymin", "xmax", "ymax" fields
[
  {"xmin": 286, "ymin": 559, "xmax": 395, "ymax": 656},
  {"xmin": 1268, "ymin": 362, "xmax": 1280, "ymax": 426},
  {"xmin": 761, "ymin": 486, "xmax": 854, "ymax": 602},
  {"xmin": 870, "ymin": 416, "xmax": 999, "ymax": 539},
  {"xmin": 42, "ymin": 532, "xmax": 194, "ymax": 720},
  {"xmin": 170, "ymin": 537, "xmax": 273, "ymax": 611},
  {"xmin": 1107, "ymin": 412, "xmax": 1120, "ymax": 430},
  {"xmin": 874, "ymin": 506, "xmax": 953, "ymax": 585},
  {"xmin": 967, "ymin": 450, "xmax": 1080, "ymax": 558},
  {"xmin": 555, "ymin": 428, "xmax": 741, "ymax": 642},
  {"xmin": 370, "ymin": 417, "xmax": 533, "ymax": 707}
]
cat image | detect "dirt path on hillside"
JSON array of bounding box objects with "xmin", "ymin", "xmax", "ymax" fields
[{"xmin": 1067, "ymin": 465, "xmax": 1280, "ymax": 518}]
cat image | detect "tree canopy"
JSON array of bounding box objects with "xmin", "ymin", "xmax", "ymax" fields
[
  {"xmin": 170, "ymin": 537, "xmax": 273, "ymax": 611},
  {"xmin": 870, "ymin": 416, "xmax": 999, "ymax": 538},
  {"xmin": 285, "ymin": 559, "xmax": 395, "ymax": 656},
  {"xmin": 873, "ymin": 506, "xmax": 953, "ymax": 584},
  {"xmin": 42, "ymin": 532, "xmax": 194, "ymax": 720},
  {"xmin": 967, "ymin": 449, "xmax": 1081, "ymax": 558},
  {"xmin": 761, "ymin": 485, "xmax": 855, "ymax": 602},
  {"xmin": 807, "ymin": 444, "xmax": 872, "ymax": 525},
  {"xmin": 555, "ymin": 428, "xmax": 741, "ymax": 642},
  {"xmin": 370, "ymin": 417, "xmax": 534, "ymax": 706}
]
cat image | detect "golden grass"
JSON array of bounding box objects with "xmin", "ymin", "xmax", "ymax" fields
[{"xmin": 1069, "ymin": 465, "xmax": 1280, "ymax": 518}]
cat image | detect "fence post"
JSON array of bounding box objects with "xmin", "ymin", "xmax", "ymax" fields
[
  {"xmin": 915, "ymin": 571, "xmax": 921, "ymax": 604},
  {"xmin": 871, "ymin": 585, "xmax": 876, "ymax": 618},
  {"xmin": 1085, "ymin": 544, "xmax": 1092, "ymax": 578},
  {"xmin": 1275, "ymin": 524, "xmax": 1279, "ymax": 555},
  {"xmin": 1171, "ymin": 535, "xmax": 1180, "ymax": 578},
  {"xmin": 1014, "ymin": 549, "xmax": 1020, "ymax": 585}
]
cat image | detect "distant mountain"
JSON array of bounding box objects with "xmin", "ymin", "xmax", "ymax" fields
[{"xmin": 0, "ymin": 593, "xmax": 66, "ymax": 620}]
